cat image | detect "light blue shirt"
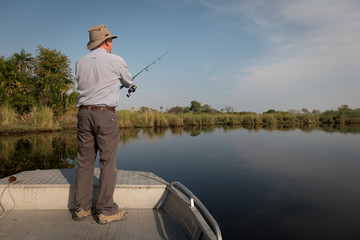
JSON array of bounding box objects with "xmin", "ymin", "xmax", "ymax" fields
[{"xmin": 75, "ymin": 48, "xmax": 133, "ymax": 107}]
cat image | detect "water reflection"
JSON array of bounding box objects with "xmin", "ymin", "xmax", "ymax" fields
[
  {"xmin": 1, "ymin": 125, "xmax": 360, "ymax": 239},
  {"xmin": 227, "ymin": 129, "xmax": 360, "ymax": 237},
  {"xmin": 1, "ymin": 125, "xmax": 359, "ymax": 179},
  {"xmin": 0, "ymin": 131, "xmax": 78, "ymax": 179},
  {"xmin": 114, "ymin": 125, "xmax": 360, "ymax": 239}
]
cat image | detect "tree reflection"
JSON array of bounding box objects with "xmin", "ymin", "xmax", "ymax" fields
[
  {"xmin": 0, "ymin": 131, "xmax": 77, "ymax": 179},
  {"xmin": 1, "ymin": 124, "xmax": 359, "ymax": 178}
]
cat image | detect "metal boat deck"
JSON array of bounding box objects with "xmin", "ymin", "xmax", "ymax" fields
[
  {"xmin": 0, "ymin": 168, "xmax": 221, "ymax": 240},
  {"xmin": 1, "ymin": 209, "xmax": 187, "ymax": 239}
]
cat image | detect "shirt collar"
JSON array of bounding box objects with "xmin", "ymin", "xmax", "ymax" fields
[{"xmin": 91, "ymin": 47, "xmax": 109, "ymax": 54}]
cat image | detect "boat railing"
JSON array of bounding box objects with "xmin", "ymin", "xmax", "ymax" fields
[{"xmin": 170, "ymin": 181, "xmax": 222, "ymax": 240}]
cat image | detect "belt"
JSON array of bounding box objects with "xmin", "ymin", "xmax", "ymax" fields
[{"xmin": 79, "ymin": 106, "xmax": 115, "ymax": 111}]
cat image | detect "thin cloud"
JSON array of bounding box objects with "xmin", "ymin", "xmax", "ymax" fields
[{"xmin": 200, "ymin": 0, "xmax": 360, "ymax": 111}]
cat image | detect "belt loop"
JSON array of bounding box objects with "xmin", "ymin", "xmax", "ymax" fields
[{"xmin": 88, "ymin": 106, "xmax": 91, "ymax": 111}]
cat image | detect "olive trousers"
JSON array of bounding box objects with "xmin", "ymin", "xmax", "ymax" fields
[{"xmin": 75, "ymin": 108, "xmax": 119, "ymax": 216}]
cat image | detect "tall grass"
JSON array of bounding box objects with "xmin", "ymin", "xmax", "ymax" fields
[
  {"xmin": 261, "ymin": 114, "xmax": 277, "ymax": 125},
  {"xmin": 1, "ymin": 105, "xmax": 360, "ymax": 133},
  {"xmin": 0, "ymin": 104, "xmax": 17, "ymax": 126},
  {"xmin": 115, "ymin": 110, "xmax": 360, "ymax": 129},
  {"xmin": 320, "ymin": 109, "xmax": 360, "ymax": 124},
  {"xmin": 117, "ymin": 111, "xmax": 185, "ymax": 128},
  {"xmin": 117, "ymin": 110, "xmax": 133, "ymax": 128},
  {"xmin": 165, "ymin": 113, "xmax": 183, "ymax": 127},
  {"xmin": 30, "ymin": 106, "xmax": 58, "ymax": 129},
  {"xmin": 296, "ymin": 113, "xmax": 319, "ymax": 126},
  {"xmin": 153, "ymin": 112, "xmax": 169, "ymax": 127}
]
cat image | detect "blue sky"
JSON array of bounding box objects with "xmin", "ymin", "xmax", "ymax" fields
[{"xmin": 1, "ymin": 0, "xmax": 359, "ymax": 112}]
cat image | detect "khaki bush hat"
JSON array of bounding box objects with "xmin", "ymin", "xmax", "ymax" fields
[{"xmin": 87, "ymin": 24, "xmax": 118, "ymax": 50}]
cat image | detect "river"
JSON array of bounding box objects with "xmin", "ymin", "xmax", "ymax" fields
[{"xmin": 1, "ymin": 125, "xmax": 360, "ymax": 239}]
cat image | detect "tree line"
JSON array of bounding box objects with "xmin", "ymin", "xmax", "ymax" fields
[
  {"xmin": 1, "ymin": 48, "xmax": 359, "ymax": 127},
  {"xmin": 0, "ymin": 47, "xmax": 77, "ymax": 116}
]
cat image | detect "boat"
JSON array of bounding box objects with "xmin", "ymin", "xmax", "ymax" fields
[{"xmin": 0, "ymin": 168, "xmax": 222, "ymax": 240}]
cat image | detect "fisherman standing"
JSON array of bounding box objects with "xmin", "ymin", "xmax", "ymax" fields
[{"xmin": 73, "ymin": 24, "xmax": 133, "ymax": 224}]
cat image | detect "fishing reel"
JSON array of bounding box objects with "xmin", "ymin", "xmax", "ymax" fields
[{"xmin": 127, "ymin": 85, "xmax": 137, "ymax": 97}]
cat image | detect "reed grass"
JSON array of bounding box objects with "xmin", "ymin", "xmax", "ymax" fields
[
  {"xmin": 1, "ymin": 105, "xmax": 360, "ymax": 133},
  {"xmin": 242, "ymin": 114, "xmax": 256, "ymax": 125},
  {"xmin": 153, "ymin": 112, "xmax": 169, "ymax": 127},
  {"xmin": 296, "ymin": 113, "xmax": 319, "ymax": 126},
  {"xmin": 71, "ymin": 109, "xmax": 360, "ymax": 130},
  {"xmin": 0, "ymin": 104, "xmax": 17, "ymax": 126},
  {"xmin": 30, "ymin": 106, "xmax": 59, "ymax": 129},
  {"xmin": 320, "ymin": 110, "xmax": 360, "ymax": 124},
  {"xmin": 261, "ymin": 114, "xmax": 277, "ymax": 125},
  {"xmin": 117, "ymin": 110, "xmax": 134, "ymax": 128},
  {"xmin": 183, "ymin": 113, "xmax": 202, "ymax": 126},
  {"xmin": 165, "ymin": 113, "xmax": 183, "ymax": 127}
]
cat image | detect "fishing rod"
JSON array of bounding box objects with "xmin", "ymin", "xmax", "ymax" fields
[{"xmin": 122, "ymin": 51, "xmax": 170, "ymax": 97}]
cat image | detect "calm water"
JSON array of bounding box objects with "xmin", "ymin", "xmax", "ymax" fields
[{"xmin": 1, "ymin": 126, "xmax": 360, "ymax": 239}]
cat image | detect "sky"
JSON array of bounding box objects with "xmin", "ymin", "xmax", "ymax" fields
[{"xmin": 0, "ymin": 0, "xmax": 359, "ymax": 113}]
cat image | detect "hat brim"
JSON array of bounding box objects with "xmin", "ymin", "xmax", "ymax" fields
[{"xmin": 87, "ymin": 35, "xmax": 118, "ymax": 50}]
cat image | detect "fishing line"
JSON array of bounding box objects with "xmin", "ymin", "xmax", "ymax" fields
[{"xmin": 122, "ymin": 51, "xmax": 170, "ymax": 97}]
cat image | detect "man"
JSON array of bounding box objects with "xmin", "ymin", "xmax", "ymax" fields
[{"xmin": 73, "ymin": 24, "xmax": 134, "ymax": 224}]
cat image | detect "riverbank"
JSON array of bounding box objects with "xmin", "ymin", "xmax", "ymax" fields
[{"xmin": 1, "ymin": 105, "xmax": 360, "ymax": 134}]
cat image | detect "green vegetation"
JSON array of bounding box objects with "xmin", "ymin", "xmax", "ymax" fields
[
  {"xmin": 0, "ymin": 104, "xmax": 17, "ymax": 126},
  {"xmin": 114, "ymin": 106, "xmax": 360, "ymax": 129},
  {"xmin": 1, "ymin": 100, "xmax": 360, "ymax": 133},
  {"xmin": 0, "ymin": 47, "xmax": 77, "ymax": 117},
  {"xmin": 0, "ymin": 104, "xmax": 60, "ymax": 132},
  {"xmin": 1, "ymin": 49, "xmax": 359, "ymax": 133}
]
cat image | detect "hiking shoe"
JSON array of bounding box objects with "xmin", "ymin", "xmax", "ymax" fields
[
  {"xmin": 98, "ymin": 210, "xmax": 127, "ymax": 225},
  {"xmin": 72, "ymin": 208, "xmax": 92, "ymax": 221}
]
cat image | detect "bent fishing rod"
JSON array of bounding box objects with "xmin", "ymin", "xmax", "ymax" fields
[{"xmin": 122, "ymin": 51, "xmax": 170, "ymax": 97}]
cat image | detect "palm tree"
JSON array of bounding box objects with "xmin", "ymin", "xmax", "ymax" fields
[{"xmin": 13, "ymin": 49, "xmax": 34, "ymax": 76}]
